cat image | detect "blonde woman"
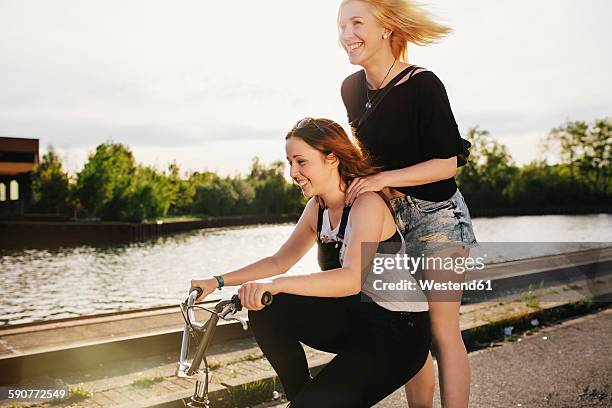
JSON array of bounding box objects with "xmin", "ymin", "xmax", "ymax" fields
[{"xmin": 336, "ymin": 1, "xmax": 478, "ymax": 407}]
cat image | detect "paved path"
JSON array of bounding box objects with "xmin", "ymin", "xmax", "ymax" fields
[
  {"xmin": 2, "ymin": 273, "xmax": 610, "ymax": 407},
  {"xmin": 267, "ymin": 308, "xmax": 612, "ymax": 408}
]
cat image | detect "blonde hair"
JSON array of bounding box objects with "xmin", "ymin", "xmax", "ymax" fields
[{"xmin": 340, "ymin": 0, "xmax": 452, "ymax": 61}]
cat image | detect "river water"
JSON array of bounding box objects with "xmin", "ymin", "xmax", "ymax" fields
[{"xmin": 1, "ymin": 214, "xmax": 611, "ymax": 326}]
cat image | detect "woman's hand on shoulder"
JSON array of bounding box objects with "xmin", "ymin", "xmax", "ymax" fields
[{"xmin": 345, "ymin": 173, "xmax": 388, "ymax": 206}]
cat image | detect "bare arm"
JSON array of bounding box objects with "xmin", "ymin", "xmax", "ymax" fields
[
  {"xmin": 383, "ymin": 156, "xmax": 457, "ymax": 188},
  {"xmin": 345, "ymin": 157, "xmax": 457, "ymax": 205},
  {"xmin": 238, "ymin": 192, "xmax": 389, "ymax": 308},
  {"xmin": 190, "ymin": 198, "xmax": 318, "ymax": 300}
]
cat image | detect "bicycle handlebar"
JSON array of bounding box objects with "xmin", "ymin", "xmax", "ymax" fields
[
  {"xmin": 178, "ymin": 288, "xmax": 274, "ymax": 380},
  {"xmin": 185, "ymin": 287, "xmax": 273, "ymax": 323}
]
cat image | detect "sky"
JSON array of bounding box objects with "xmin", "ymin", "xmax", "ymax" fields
[{"xmin": 1, "ymin": 0, "xmax": 611, "ymax": 177}]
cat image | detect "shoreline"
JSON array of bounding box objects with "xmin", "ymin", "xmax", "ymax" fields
[
  {"xmin": 468, "ymin": 205, "xmax": 612, "ymax": 218},
  {"xmin": 1, "ymin": 206, "xmax": 610, "ymax": 249},
  {"xmin": 0, "ymin": 213, "xmax": 300, "ymax": 249}
]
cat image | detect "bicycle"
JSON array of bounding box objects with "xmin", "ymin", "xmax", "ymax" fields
[{"xmin": 177, "ymin": 287, "xmax": 273, "ymax": 408}]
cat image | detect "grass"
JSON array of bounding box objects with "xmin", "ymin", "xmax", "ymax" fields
[
  {"xmin": 49, "ymin": 386, "xmax": 92, "ymax": 405},
  {"xmin": 68, "ymin": 386, "xmax": 91, "ymax": 400},
  {"xmin": 211, "ymin": 379, "xmax": 277, "ymax": 408},
  {"xmin": 131, "ymin": 375, "xmax": 165, "ymax": 388},
  {"xmin": 520, "ymin": 280, "xmax": 545, "ymax": 309},
  {"xmin": 524, "ymin": 328, "xmax": 537, "ymax": 336},
  {"xmin": 504, "ymin": 334, "xmax": 521, "ymax": 342},
  {"xmin": 522, "ymin": 285, "xmax": 541, "ymax": 309},
  {"xmin": 573, "ymin": 297, "xmax": 593, "ymax": 309},
  {"xmin": 208, "ymin": 351, "xmax": 264, "ymax": 371},
  {"xmin": 207, "ymin": 359, "xmax": 223, "ymax": 370}
]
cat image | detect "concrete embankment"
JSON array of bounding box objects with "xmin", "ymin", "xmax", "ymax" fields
[
  {"xmin": 0, "ymin": 247, "xmax": 610, "ymax": 407},
  {"xmin": 0, "ymin": 214, "xmax": 300, "ymax": 248}
]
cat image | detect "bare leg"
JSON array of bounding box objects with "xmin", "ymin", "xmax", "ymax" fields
[
  {"xmin": 429, "ymin": 298, "xmax": 470, "ymax": 408},
  {"xmin": 404, "ymin": 351, "xmax": 435, "ymax": 408},
  {"xmin": 405, "ymin": 245, "xmax": 470, "ymax": 408}
]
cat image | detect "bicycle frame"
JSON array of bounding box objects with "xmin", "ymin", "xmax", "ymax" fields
[{"xmin": 176, "ymin": 288, "xmax": 272, "ymax": 408}]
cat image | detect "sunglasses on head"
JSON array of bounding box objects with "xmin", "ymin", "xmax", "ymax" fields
[{"xmin": 296, "ymin": 117, "xmax": 327, "ymax": 135}]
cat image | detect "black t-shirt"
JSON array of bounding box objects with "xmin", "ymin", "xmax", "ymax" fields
[{"xmin": 341, "ymin": 68, "xmax": 462, "ymax": 202}]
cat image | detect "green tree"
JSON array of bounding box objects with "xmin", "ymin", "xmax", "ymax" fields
[
  {"xmin": 31, "ymin": 148, "xmax": 71, "ymax": 214},
  {"xmin": 192, "ymin": 178, "xmax": 239, "ymax": 216},
  {"xmin": 249, "ymin": 157, "xmax": 285, "ymax": 181},
  {"xmin": 546, "ymin": 117, "xmax": 611, "ymax": 194},
  {"xmin": 246, "ymin": 158, "xmax": 305, "ymax": 214},
  {"xmin": 76, "ymin": 142, "xmax": 136, "ymax": 219},
  {"xmin": 231, "ymin": 178, "xmax": 256, "ymax": 214},
  {"xmin": 589, "ymin": 117, "xmax": 612, "ymax": 193},
  {"xmin": 166, "ymin": 161, "xmax": 182, "ymax": 212},
  {"xmin": 505, "ymin": 161, "xmax": 571, "ymax": 207},
  {"xmin": 456, "ymin": 127, "xmax": 518, "ymax": 208},
  {"xmin": 125, "ymin": 165, "xmax": 175, "ymax": 221},
  {"xmin": 169, "ymin": 169, "xmax": 218, "ymax": 215},
  {"xmin": 545, "ymin": 120, "xmax": 587, "ymax": 182}
]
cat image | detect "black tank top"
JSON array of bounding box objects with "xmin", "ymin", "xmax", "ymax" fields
[{"xmin": 316, "ymin": 192, "xmax": 402, "ymax": 271}]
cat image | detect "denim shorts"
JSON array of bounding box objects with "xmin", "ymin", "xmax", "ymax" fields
[{"xmin": 389, "ymin": 188, "xmax": 478, "ymax": 255}]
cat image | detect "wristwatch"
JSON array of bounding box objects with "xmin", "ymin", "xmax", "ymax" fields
[{"xmin": 213, "ymin": 275, "xmax": 225, "ymax": 290}]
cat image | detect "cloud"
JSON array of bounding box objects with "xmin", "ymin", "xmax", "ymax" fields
[
  {"xmin": 1, "ymin": 0, "xmax": 611, "ymax": 174},
  {"xmin": 459, "ymin": 99, "xmax": 611, "ymax": 138}
]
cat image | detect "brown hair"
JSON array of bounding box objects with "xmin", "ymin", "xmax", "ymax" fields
[
  {"xmin": 340, "ymin": 0, "xmax": 452, "ymax": 62},
  {"xmin": 286, "ymin": 118, "xmax": 380, "ymax": 191}
]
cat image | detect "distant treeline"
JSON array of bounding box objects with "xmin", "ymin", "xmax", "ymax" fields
[
  {"xmin": 456, "ymin": 117, "xmax": 611, "ymax": 210},
  {"xmin": 31, "ymin": 149, "xmax": 305, "ymax": 222},
  {"xmin": 30, "ymin": 117, "xmax": 610, "ymax": 222}
]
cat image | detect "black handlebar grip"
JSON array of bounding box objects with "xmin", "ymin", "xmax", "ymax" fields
[
  {"xmin": 261, "ymin": 291, "xmax": 273, "ymax": 306},
  {"xmin": 231, "ymin": 292, "xmax": 273, "ymax": 310}
]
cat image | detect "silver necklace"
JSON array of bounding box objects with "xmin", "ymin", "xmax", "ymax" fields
[{"xmin": 365, "ymin": 58, "xmax": 397, "ymax": 109}]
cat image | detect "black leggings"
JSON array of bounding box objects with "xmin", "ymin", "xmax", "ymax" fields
[{"xmin": 248, "ymin": 293, "xmax": 431, "ymax": 408}]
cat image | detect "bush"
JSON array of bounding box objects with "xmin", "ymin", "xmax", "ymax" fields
[{"xmin": 31, "ymin": 148, "xmax": 72, "ymax": 214}]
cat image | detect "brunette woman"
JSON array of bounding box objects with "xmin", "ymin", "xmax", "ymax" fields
[{"xmin": 191, "ymin": 118, "xmax": 430, "ymax": 407}]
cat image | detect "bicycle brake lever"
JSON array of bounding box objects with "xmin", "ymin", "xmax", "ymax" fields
[{"xmin": 226, "ymin": 315, "xmax": 249, "ymax": 331}]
